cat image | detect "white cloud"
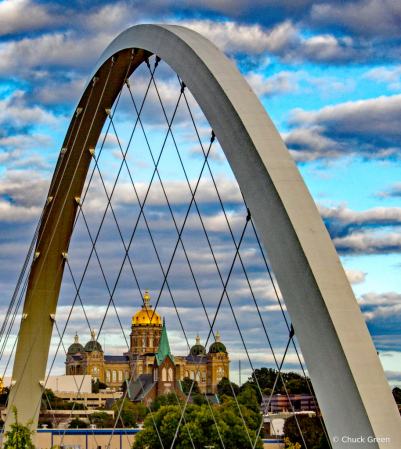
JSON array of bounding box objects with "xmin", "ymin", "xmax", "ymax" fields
[
  {"xmin": 180, "ymin": 19, "xmax": 297, "ymax": 55},
  {"xmin": 0, "ymin": 0, "xmax": 54, "ymax": 36},
  {"xmin": 344, "ymin": 267, "xmax": 366, "ymax": 284},
  {"xmin": 245, "ymin": 70, "xmax": 300, "ymax": 97}
]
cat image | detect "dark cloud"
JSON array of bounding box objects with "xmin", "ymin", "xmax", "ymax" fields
[
  {"xmin": 318, "ymin": 203, "xmax": 401, "ymax": 255},
  {"xmin": 286, "ymin": 94, "xmax": 401, "ymax": 162}
]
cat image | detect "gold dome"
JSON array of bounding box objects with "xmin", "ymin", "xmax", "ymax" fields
[{"xmin": 132, "ymin": 289, "xmax": 162, "ymax": 326}]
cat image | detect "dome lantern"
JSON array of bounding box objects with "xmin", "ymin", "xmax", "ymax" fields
[{"xmin": 189, "ymin": 333, "xmax": 206, "ymax": 356}]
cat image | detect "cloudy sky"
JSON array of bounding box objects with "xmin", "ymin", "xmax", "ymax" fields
[{"xmin": 1, "ymin": 0, "xmax": 401, "ymax": 389}]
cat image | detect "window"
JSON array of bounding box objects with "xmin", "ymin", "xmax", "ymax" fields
[
  {"xmin": 190, "ymin": 370, "xmax": 195, "ymax": 380},
  {"xmin": 106, "ymin": 370, "xmax": 111, "ymax": 382},
  {"xmin": 154, "ymin": 369, "xmax": 158, "ymax": 382},
  {"xmin": 168, "ymin": 368, "xmax": 173, "ymax": 381},
  {"xmin": 185, "ymin": 370, "xmax": 189, "ymax": 378},
  {"xmin": 202, "ymin": 371, "xmax": 206, "ymax": 383},
  {"xmin": 112, "ymin": 370, "xmax": 117, "ymax": 382},
  {"xmin": 125, "ymin": 371, "xmax": 129, "ymax": 380},
  {"xmin": 162, "ymin": 368, "xmax": 167, "ymax": 381},
  {"xmin": 118, "ymin": 370, "xmax": 123, "ymax": 382},
  {"xmin": 196, "ymin": 370, "xmax": 200, "ymax": 382}
]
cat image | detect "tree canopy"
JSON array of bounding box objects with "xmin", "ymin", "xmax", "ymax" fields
[
  {"xmin": 111, "ymin": 398, "xmax": 138, "ymax": 428},
  {"xmin": 217, "ymin": 377, "xmax": 240, "ymax": 398},
  {"xmin": 133, "ymin": 400, "xmax": 263, "ymax": 449},
  {"xmin": 150, "ymin": 392, "xmax": 184, "ymax": 413},
  {"xmin": 245, "ymin": 368, "xmax": 313, "ymax": 395},
  {"xmin": 283, "ymin": 415, "xmax": 330, "ymax": 449},
  {"xmin": 181, "ymin": 377, "xmax": 200, "ymax": 395}
]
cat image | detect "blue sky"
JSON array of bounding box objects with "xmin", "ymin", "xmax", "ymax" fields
[{"xmin": 1, "ymin": 0, "xmax": 401, "ymax": 388}]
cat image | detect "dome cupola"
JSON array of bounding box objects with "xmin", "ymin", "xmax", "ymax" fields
[
  {"xmin": 189, "ymin": 334, "xmax": 206, "ymax": 356},
  {"xmin": 132, "ymin": 288, "xmax": 162, "ymax": 327},
  {"xmin": 85, "ymin": 330, "xmax": 103, "ymax": 352},
  {"xmin": 208, "ymin": 331, "xmax": 227, "ymax": 354},
  {"xmin": 68, "ymin": 332, "xmax": 84, "ymax": 355}
]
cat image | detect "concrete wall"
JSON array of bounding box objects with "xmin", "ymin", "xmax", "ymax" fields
[{"xmin": 3, "ymin": 375, "xmax": 92, "ymax": 394}]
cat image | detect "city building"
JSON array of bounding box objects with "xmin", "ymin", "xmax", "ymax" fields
[
  {"xmin": 66, "ymin": 289, "xmax": 230, "ymax": 394},
  {"xmin": 260, "ymin": 394, "xmax": 320, "ymax": 414}
]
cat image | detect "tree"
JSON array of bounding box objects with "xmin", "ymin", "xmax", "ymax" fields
[
  {"xmin": 132, "ymin": 402, "xmax": 264, "ymax": 449},
  {"xmin": 69, "ymin": 417, "xmax": 88, "ymax": 429},
  {"xmin": 392, "ymin": 387, "xmax": 401, "ymax": 404},
  {"xmin": 3, "ymin": 405, "xmax": 35, "ymax": 449},
  {"xmin": 0, "ymin": 387, "xmax": 10, "ymax": 407},
  {"xmin": 92, "ymin": 379, "xmax": 108, "ymax": 394},
  {"xmin": 89, "ymin": 412, "xmax": 115, "ymax": 428},
  {"xmin": 181, "ymin": 377, "xmax": 200, "ymax": 395},
  {"xmin": 220, "ymin": 388, "xmax": 264, "ymax": 437},
  {"xmin": 151, "ymin": 393, "xmax": 184, "ymax": 412},
  {"xmin": 247, "ymin": 368, "xmax": 313, "ymax": 396},
  {"xmin": 192, "ymin": 394, "xmax": 211, "ymax": 406},
  {"xmin": 217, "ymin": 377, "xmax": 240, "ymax": 398},
  {"xmin": 283, "ymin": 415, "xmax": 329, "ymax": 449},
  {"xmin": 111, "ymin": 398, "xmax": 137, "ymax": 428}
]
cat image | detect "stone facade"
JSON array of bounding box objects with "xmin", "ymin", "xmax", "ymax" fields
[{"xmin": 66, "ymin": 290, "xmax": 230, "ymax": 394}]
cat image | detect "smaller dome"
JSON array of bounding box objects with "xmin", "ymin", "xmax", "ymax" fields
[
  {"xmin": 209, "ymin": 342, "xmax": 227, "ymax": 354},
  {"xmin": 68, "ymin": 343, "xmax": 84, "ymax": 355},
  {"xmin": 68, "ymin": 332, "xmax": 84, "ymax": 354},
  {"xmin": 208, "ymin": 331, "xmax": 227, "ymax": 354},
  {"xmin": 85, "ymin": 330, "xmax": 103, "ymax": 352},
  {"xmin": 189, "ymin": 334, "xmax": 206, "ymax": 356}
]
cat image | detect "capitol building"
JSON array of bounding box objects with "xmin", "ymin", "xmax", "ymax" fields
[{"xmin": 66, "ymin": 290, "xmax": 230, "ymax": 394}]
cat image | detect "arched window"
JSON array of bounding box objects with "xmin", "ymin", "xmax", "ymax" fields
[
  {"xmin": 154, "ymin": 369, "xmax": 158, "ymax": 382},
  {"xmin": 196, "ymin": 370, "xmax": 200, "ymax": 382},
  {"xmin": 168, "ymin": 368, "xmax": 173, "ymax": 381},
  {"xmin": 125, "ymin": 370, "xmax": 129, "ymax": 380},
  {"xmin": 112, "ymin": 370, "xmax": 117, "ymax": 382},
  {"xmin": 118, "ymin": 370, "xmax": 123, "ymax": 382},
  {"xmin": 190, "ymin": 370, "xmax": 195, "ymax": 380},
  {"xmin": 202, "ymin": 371, "xmax": 206, "ymax": 383},
  {"xmin": 185, "ymin": 370, "xmax": 189, "ymax": 378},
  {"xmin": 106, "ymin": 370, "xmax": 111, "ymax": 382},
  {"xmin": 162, "ymin": 368, "xmax": 167, "ymax": 381}
]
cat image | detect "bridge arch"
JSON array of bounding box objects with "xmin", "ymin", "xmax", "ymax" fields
[{"xmin": 6, "ymin": 24, "xmax": 400, "ymax": 447}]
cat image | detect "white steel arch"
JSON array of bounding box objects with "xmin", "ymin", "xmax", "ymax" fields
[{"xmin": 6, "ymin": 24, "xmax": 401, "ymax": 447}]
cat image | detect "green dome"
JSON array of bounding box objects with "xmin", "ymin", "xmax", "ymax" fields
[
  {"xmin": 190, "ymin": 344, "xmax": 206, "ymax": 356},
  {"xmin": 209, "ymin": 342, "xmax": 227, "ymax": 354},
  {"xmin": 85, "ymin": 340, "xmax": 103, "ymax": 352},
  {"xmin": 68, "ymin": 342, "xmax": 84, "ymax": 355}
]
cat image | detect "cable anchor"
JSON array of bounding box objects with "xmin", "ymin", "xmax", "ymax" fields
[
  {"xmin": 211, "ymin": 130, "xmax": 215, "ymax": 143},
  {"xmin": 89, "ymin": 148, "xmax": 95, "ymax": 157},
  {"xmin": 49, "ymin": 314, "xmax": 56, "ymax": 322},
  {"xmin": 33, "ymin": 251, "xmax": 40, "ymax": 261},
  {"xmin": 289, "ymin": 324, "xmax": 295, "ymax": 339},
  {"xmin": 47, "ymin": 196, "xmax": 53, "ymax": 204},
  {"xmin": 125, "ymin": 78, "xmax": 131, "ymax": 88},
  {"xmin": 61, "ymin": 147, "xmax": 67, "ymax": 154},
  {"xmin": 105, "ymin": 109, "xmax": 112, "ymax": 117},
  {"xmin": 155, "ymin": 55, "xmax": 161, "ymax": 68},
  {"xmin": 181, "ymin": 81, "xmax": 186, "ymax": 93},
  {"xmin": 92, "ymin": 76, "xmax": 99, "ymax": 86},
  {"xmin": 75, "ymin": 197, "xmax": 81, "ymax": 206},
  {"xmin": 61, "ymin": 253, "xmax": 68, "ymax": 260},
  {"xmin": 246, "ymin": 208, "xmax": 251, "ymax": 222},
  {"xmin": 21, "ymin": 313, "xmax": 28, "ymax": 322},
  {"xmin": 76, "ymin": 108, "xmax": 83, "ymax": 117}
]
